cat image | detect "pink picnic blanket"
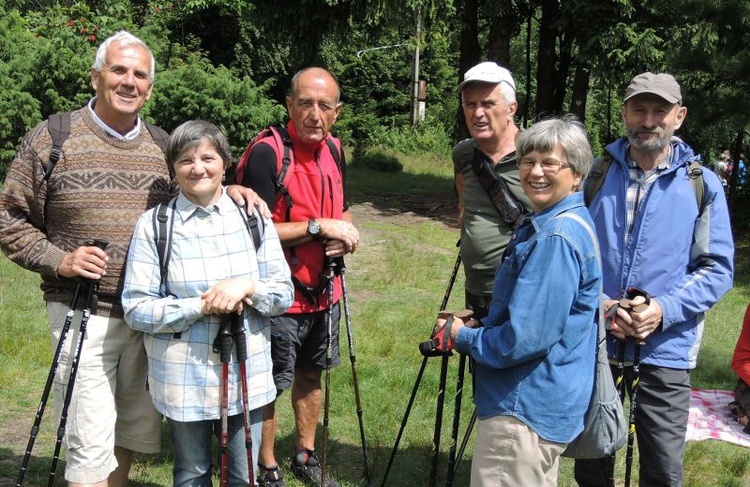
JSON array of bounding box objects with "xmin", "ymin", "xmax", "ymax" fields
[{"xmin": 686, "ymin": 388, "xmax": 750, "ymax": 448}]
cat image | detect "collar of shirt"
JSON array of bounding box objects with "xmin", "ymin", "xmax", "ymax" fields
[
  {"xmin": 529, "ymin": 191, "xmax": 585, "ymax": 232},
  {"xmin": 174, "ymin": 187, "xmax": 232, "ymax": 222},
  {"xmin": 87, "ymin": 97, "xmax": 142, "ymax": 140}
]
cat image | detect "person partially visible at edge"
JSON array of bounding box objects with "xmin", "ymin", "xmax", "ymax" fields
[
  {"xmin": 574, "ymin": 72, "xmax": 734, "ymax": 487},
  {"xmin": 730, "ymin": 305, "xmax": 750, "ymax": 430},
  {"xmin": 453, "ymin": 61, "xmax": 532, "ymax": 321},
  {"xmin": 0, "ymin": 30, "xmax": 265, "ymax": 487},
  {"xmin": 239, "ymin": 67, "xmax": 360, "ymax": 487},
  {"xmin": 435, "ymin": 116, "xmax": 600, "ymax": 486},
  {"xmin": 121, "ymin": 120, "xmax": 293, "ymax": 486}
]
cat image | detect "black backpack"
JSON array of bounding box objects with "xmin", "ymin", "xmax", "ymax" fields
[{"xmin": 43, "ymin": 111, "xmax": 170, "ymax": 181}]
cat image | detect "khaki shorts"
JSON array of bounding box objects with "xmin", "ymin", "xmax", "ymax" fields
[{"xmin": 48, "ymin": 301, "xmax": 162, "ymax": 484}]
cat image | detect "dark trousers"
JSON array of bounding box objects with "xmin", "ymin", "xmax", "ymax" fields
[
  {"xmin": 574, "ymin": 364, "xmax": 691, "ymax": 487},
  {"xmin": 464, "ymin": 291, "xmax": 490, "ymax": 321}
]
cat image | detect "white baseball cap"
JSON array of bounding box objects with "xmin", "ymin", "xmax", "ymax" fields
[{"xmin": 457, "ymin": 61, "xmax": 516, "ymax": 94}]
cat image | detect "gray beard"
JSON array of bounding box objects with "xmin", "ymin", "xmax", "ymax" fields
[{"xmin": 626, "ymin": 128, "xmax": 672, "ymax": 153}]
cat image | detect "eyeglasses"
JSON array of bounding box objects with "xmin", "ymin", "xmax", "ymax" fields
[{"xmin": 517, "ymin": 157, "xmax": 571, "ymax": 174}]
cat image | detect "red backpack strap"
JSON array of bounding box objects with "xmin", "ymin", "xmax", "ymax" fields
[{"xmin": 235, "ymin": 124, "xmax": 294, "ymax": 221}]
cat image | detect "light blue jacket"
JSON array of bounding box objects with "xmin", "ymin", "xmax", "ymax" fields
[
  {"xmin": 587, "ymin": 138, "xmax": 734, "ymax": 369},
  {"xmin": 455, "ymin": 192, "xmax": 600, "ymax": 444}
]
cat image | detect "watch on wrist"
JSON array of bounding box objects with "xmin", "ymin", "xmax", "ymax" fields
[{"xmin": 306, "ymin": 219, "xmax": 321, "ymax": 239}]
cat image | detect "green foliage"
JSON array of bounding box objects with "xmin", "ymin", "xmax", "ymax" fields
[
  {"xmin": 368, "ymin": 115, "xmax": 452, "ymax": 156},
  {"xmin": 352, "ymin": 149, "xmax": 404, "ymax": 173},
  {"xmin": 146, "ymin": 58, "xmax": 286, "ymax": 155}
]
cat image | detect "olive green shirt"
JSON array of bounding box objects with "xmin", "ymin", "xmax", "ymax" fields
[{"xmin": 452, "ymin": 138, "xmax": 532, "ymax": 297}]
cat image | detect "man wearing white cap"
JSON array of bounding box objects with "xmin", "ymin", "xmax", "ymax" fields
[
  {"xmin": 453, "ymin": 61, "xmax": 532, "ymax": 321},
  {"xmin": 575, "ymin": 72, "xmax": 734, "ymax": 486}
]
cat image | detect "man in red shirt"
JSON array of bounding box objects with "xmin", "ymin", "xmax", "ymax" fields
[{"xmin": 240, "ymin": 67, "xmax": 359, "ymax": 487}]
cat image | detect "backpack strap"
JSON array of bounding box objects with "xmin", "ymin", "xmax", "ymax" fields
[
  {"xmin": 687, "ymin": 161, "xmax": 706, "ymax": 215},
  {"xmin": 233, "ymin": 200, "xmax": 264, "ymax": 253},
  {"xmin": 583, "ymin": 154, "xmax": 613, "ymax": 206},
  {"xmin": 44, "ymin": 113, "xmax": 71, "ymax": 182},
  {"xmin": 325, "ymin": 137, "xmax": 344, "ymax": 173},
  {"xmin": 272, "ymin": 125, "xmax": 295, "ymax": 222},
  {"xmin": 584, "ymin": 153, "xmax": 706, "ymax": 215},
  {"xmin": 145, "ymin": 122, "xmax": 170, "ymax": 153},
  {"xmin": 152, "ymin": 198, "xmax": 177, "ymax": 295}
]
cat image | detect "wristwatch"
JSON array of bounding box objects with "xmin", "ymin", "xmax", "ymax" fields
[{"xmin": 306, "ymin": 219, "xmax": 321, "ymax": 239}]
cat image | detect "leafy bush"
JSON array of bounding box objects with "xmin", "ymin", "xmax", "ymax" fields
[
  {"xmin": 367, "ymin": 115, "xmax": 452, "ymax": 156},
  {"xmin": 146, "ymin": 58, "xmax": 286, "ymax": 157},
  {"xmin": 353, "ymin": 149, "xmax": 403, "ymax": 173}
]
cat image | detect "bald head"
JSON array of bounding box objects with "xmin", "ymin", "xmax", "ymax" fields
[
  {"xmin": 286, "ymin": 67, "xmax": 342, "ymax": 145},
  {"xmin": 290, "ymin": 67, "xmax": 341, "ymax": 103}
]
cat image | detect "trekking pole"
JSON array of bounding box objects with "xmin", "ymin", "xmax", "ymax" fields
[
  {"xmin": 48, "ymin": 239, "xmax": 107, "ymax": 487},
  {"xmin": 231, "ymin": 312, "xmax": 254, "ymax": 485},
  {"xmin": 321, "ymin": 261, "xmax": 336, "ymax": 487},
  {"xmin": 17, "ymin": 281, "xmax": 83, "ymax": 487},
  {"xmin": 445, "ymin": 352, "xmax": 467, "ymax": 487},
  {"xmin": 337, "ymin": 257, "xmax": 372, "ymax": 485},
  {"xmin": 215, "ymin": 315, "xmax": 234, "ymax": 487},
  {"xmin": 452, "ymin": 409, "xmax": 477, "ymax": 479},
  {"xmin": 380, "ymin": 242, "xmax": 461, "ymax": 487},
  {"xmin": 621, "ymin": 286, "xmax": 649, "ymax": 487},
  {"xmin": 430, "ymin": 353, "xmax": 451, "ymax": 487},
  {"xmin": 609, "ymin": 305, "xmax": 626, "ymax": 487},
  {"xmin": 624, "ymin": 342, "xmax": 641, "ymax": 487}
]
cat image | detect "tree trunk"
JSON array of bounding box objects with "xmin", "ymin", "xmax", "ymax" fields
[
  {"xmin": 535, "ymin": 0, "xmax": 560, "ymax": 118},
  {"xmin": 569, "ymin": 66, "xmax": 590, "ymax": 121},
  {"xmin": 553, "ymin": 33, "xmax": 572, "ymax": 114},
  {"xmin": 455, "ymin": 0, "xmax": 481, "ymax": 140},
  {"xmin": 487, "ymin": 11, "xmax": 514, "ymax": 67}
]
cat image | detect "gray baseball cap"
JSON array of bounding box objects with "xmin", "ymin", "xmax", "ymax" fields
[
  {"xmin": 623, "ymin": 72, "xmax": 682, "ymax": 104},
  {"xmin": 457, "ymin": 61, "xmax": 516, "ymax": 94}
]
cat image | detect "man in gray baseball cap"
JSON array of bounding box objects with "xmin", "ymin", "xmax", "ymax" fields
[
  {"xmin": 623, "ymin": 71, "xmax": 682, "ymax": 105},
  {"xmin": 574, "ymin": 72, "xmax": 734, "ymax": 486}
]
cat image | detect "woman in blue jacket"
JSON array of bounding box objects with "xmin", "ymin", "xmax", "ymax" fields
[{"xmin": 437, "ymin": 116, "xmax": 601, "ymax": 486}]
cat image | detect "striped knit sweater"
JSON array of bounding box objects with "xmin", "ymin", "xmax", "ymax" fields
[{"xmin": 0, "ymin": 106, "xmax": 172, "ymax": 318}]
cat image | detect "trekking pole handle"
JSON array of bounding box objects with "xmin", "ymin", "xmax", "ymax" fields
[
  {"xmin": 214, "ymin": 316, "xmax": 234, "ymax": 363},
  {"xmin": 231, "ymin": 313, "xmax": 247, "ymax": 362}
]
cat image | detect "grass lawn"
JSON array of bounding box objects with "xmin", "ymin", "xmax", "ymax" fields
[{"xmin": 2, "ymin": 152, "xmax": 750, "ymax": 486}]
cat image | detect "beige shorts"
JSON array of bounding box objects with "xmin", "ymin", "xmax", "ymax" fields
[{"xmin": 48, "ymin": 301, "xmax": 162, "ymax": 484}]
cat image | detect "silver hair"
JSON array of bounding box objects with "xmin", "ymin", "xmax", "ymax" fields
[
  {"xmin": 460, "ymin": 80, "xmax": 516, "ymax": 106},
  {"xmin": 498, "ymin": 82, "xmax": 516, "ymax": 105},
  {"xmin": 92, "ymin": 30, "xmax": 155, "ymax": 81},
  {"xmin": 516, "ymin": 115, "xmax": 594, "ymax": 177},
  {"xmin": 166, "ymin": 120, "xmax": 233, "ymax": 171}
]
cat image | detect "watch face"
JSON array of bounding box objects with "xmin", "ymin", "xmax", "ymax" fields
[{"xmin": 308, "ymin": 220, "xmax": 321, "ymax": 236}]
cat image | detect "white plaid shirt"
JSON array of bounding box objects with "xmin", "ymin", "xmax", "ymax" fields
[{"xmin": 122, "ymin": 190, "xmax": 293, "ymax": 421}]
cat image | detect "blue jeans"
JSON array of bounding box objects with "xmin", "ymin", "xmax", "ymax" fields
[{"xmin": 168, "ymin": 408, "xmax": 262, "ymax": 487}]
